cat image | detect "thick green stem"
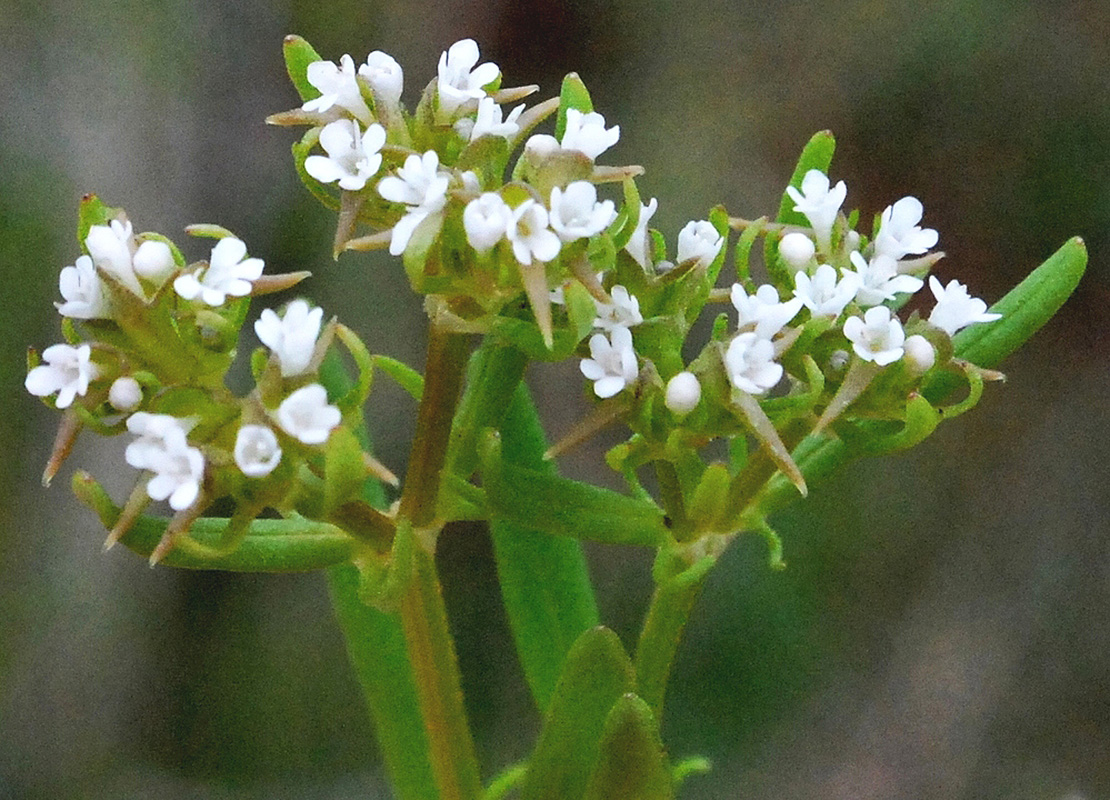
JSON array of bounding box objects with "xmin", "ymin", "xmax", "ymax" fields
[
  {"xmin": 633, "ymin": 555, "xmax": 716, "ymax": 722},
  {"xmin": 399, "ymin": 545, "xmax": 482, "ymax": 800},
  {"xmin": 396, "ymin": 324, "xmax": 480, "ymax": 800},
  {"xmin": 399, "ymin": 326, "xmax": 471, "ymax": 525}
]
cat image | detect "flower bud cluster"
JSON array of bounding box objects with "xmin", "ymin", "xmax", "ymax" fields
[{"xmin": 26, "ymin": 198, "xmax": 374, "ymax": 559}]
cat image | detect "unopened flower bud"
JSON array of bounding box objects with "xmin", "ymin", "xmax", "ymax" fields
[
  {"xmin": 108, "ymin": 376, "xmax": 143, "ymax": 412},
  {"xmin": 665, "ymin": 372, "xmax": 701, "ymax": 415},
  {"xmin": 132, "ymin": 240, "xmax": 175, "ymax": 284},
  {"xmin": 903, "ymin": 334, "xmax": 936, "ymax": 375},
  {"xmin": 779, "ymin": 232, "xmax": 815, "ymax": 270}
]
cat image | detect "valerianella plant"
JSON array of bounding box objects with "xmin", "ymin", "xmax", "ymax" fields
[{"xmin": 26, "ymin": 34, "xmax": 1086, "ymax": 800}]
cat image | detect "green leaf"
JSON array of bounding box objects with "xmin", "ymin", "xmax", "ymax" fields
[
  {"xmin": 72, "ymin": 471, "xmax": 355, "ymax": 571},
  {"xmin": 582, "ymin": 693, "xmax": 674, "ymax": 800},
  {"xmin": 555, "ymin": 72, "xmax": 594, "ymax": 141},
  {"xmin": 954, "ymin": 236, "xmax": 1086, "ymax": 368},
  {"xmin": 283, "ymin": 34, "xmax": 324, "ymax": 103},
  {"xmin": 480, "ymin": 431, "xmax": 669, "ymax": 547},
  {"xmin": 755, "ymin": 238, "xmax": 1087, "ymax": 517},
  {"xmin": 519, "ymin": 627, "xmax": 636, "ymax": 800},
  {"xmin": 373, "ymin": 354, "xmax": 425, "ymax": 400},
  {"xmin": 316, "ymin": 336, "xmax": 436, "ymax": 800},
  {"xmin": 327, "ymin": 563, "xmax": 438, "ymax": 800},
  {"xmin": 635, "ymin": 554, "xmax": 716, "ymax": 720},
  {"xmin": 775, "ymin": 130, "xmax": 836, "ymax": 226},
  {"xmin": 491, "ymin": 381, "xmax": 600, "ymax": 712}
]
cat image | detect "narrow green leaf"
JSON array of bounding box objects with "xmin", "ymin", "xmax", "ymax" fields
[
  {"xmin": 481, "ymin": 431, "xmax": 669, "ymax": 547},
  {"xmin": 328, "ymin": 564, "xmax": 438, "ymax": 800},
  {"xmin": 953, "ymin": 236, "xmax": 1087, "ymax": 368},
  {"xmin": 635, "ymin": 554, "xmax": 716, "ymax": 720},
  {"xmin": 519, "ymin": 627, "xmax": 636, "ymax": 800},
  {"xmin": 775, "ymin": 130, "xmax": 836, "ymax": 226},
  {"xmin": 373, "ymin": 354, "xmax": 426, "ymax": 400},
  {"xmin": 491, "ymin": 381, "xmax": 600, "ymax": 711},
  {"xmin": 73, "ymin": 471, "xmax": 355, "ymax": 571},
  {"xmin": 319, "ymin": 350, "xmax": 437, "ymax": 800},
  {"xmin": 283, "ymin": 34, "xmax": 324, "ymax": 103},
  {"xmin": 582, "ymin": 693, "xmax": 674, "ymax": 800}
]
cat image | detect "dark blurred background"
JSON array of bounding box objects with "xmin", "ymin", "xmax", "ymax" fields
[{"xmin": 2, "ymin": 1, "xmax": 1108, "ymax": 798}]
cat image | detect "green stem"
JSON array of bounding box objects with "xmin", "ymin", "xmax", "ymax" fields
[
  {"xmin": 400, "ymin": 545, "xmax": 482, "ymax": 800},
  {"xmin": 633, "ymin": 555, "xmax": 717, "ymax": 722},
  {"xmin": 396, "ymin": 324, "xmax": 480, "ymax": 800},
  {"xmin": 399, "ymin": 326, "xmax": 471, "ymax": 525}
]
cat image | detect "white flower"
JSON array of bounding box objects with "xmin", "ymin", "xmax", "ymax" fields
[
  {"xmin": 174, "ymin": 237, "xmax": 264, "ymax": 307},
  {"xmin": 132, "ymin": 240, "xmax": 176, "ymax": 285},
  {"xmin": 778, "ymin": 232, "xmax": 816, "ymax": 270},
  {"xmin": 377, "ymin": 150, "xmax": 450, "ymax": 256},
  {"xmin": 843, "ymin": 305, "xmax": 906, "ymax": 365},
  {"xmin": 594, "ymin": 285, "xmax": 643, "ymax": 331},
  {"xmin": 305, "ymin": 120, "xmax": 386, "ymax": 192},
  {"xmin": 873, "ymin": 196, "xmax": 938, "ymax": 261},
  {"xmin": 903, "ymin": 334, "xmax": 936, "ymax": 374},
  {"xmin": 302, "ymin": 54, "xmax": 372, "ymax": 124},
  {"xmin": 665, "ymin": 371, "xmax": 702, "ymax": 415},
  {"xmin": 793, "ymin": 264, "xmax": 860, "ymax": 319},
  {"xmin": 624, "ymin": 198, "xmax": 658, "ymax": 269},
  {"xmin": 730, "ymin": 283, "xmax": 803, "ymax": 339},
  {"xmin": 676, "ymin": 220, "xmax": 724, "ymax": 268},
  {"xmin": 235, "ymin": 424, "xmax": 282, "ymax": 477},
  {"xmin": 358, "ymin": 50, "xmax": 404, "ymax": 105},
  {"xmin": 844, "ymin": 251, "xmax": 923, "ymax": 307},
  {"xmin": 580, "ymin": 325, "xmax": 638, "ymax": 398},
  {"xmin": 549, "ymin": 181, "xmax": 616, "ymax": 242},
  {"xmin": 254, "ymin": 299, "xmax": 324, "ymax": 377},
  {"xmin": 463, "ymin": 192, "xmax": 512, "ymax": 253},
  {"xmin": 506, "ymin": 200, "xmax": 561, "ymax": 265},
  {"xmin": 457, "ymin": 96, "xmax": 524, "ymax": 141},
  {"xmin": 927, "ymin": 276, "xmax": 1001, "ymax": 336},
  {"xmin": 108, "ymin": 376, "xmax": 143, "ymax": 412},
  {"xmin": 561, "ymin": 109, "xmax": 620, "ymax": 160},
  {"xmin": 785, "ymin": 169, "xmax": 847, "ymax": 252},
  {"xmin": 125, "ymin": 413, "xmax": 204, "ymax": 511},
  {"xmin": 277, "ymin": 384, "xmax": 341, "ymax": 445},
  {"xmin": 724, "ymin": 332, "xmax": 782, "ymax": 395},
  {"xmin": 86, "ymin": 220, "xmax": 143, "ymax": 296},
  {"xmin": 56, "ymin": 255, "xmax": 109, "ymax": 319},
  {"xmin": 437, "ymin": 38, "xmax": 499, "ymax": 118},
  {"xmin": 25, "ymin": 343, "xmax": 98, "ymax": 408}
]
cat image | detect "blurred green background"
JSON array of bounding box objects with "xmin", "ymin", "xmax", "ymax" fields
[{"xmin": 2, "ymin": 1, "xmax": 1108, "ymax": 798}]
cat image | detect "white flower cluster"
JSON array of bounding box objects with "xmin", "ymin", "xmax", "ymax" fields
[
  {"xmin": 27, "ymin": 207, "xmax": 347, "ymax": 515},
  {"xmin": 27, "ymin": 219, "xmax": 267, "ymax": 416},
  {"xmin": 716, "ymin": 169, "xmax": 1001, "ymax": 394},
  {"xmin": 463, "ymin": 180, "xmax": 617, "ymax": 267},
  {"xmin": 577, "ymin": 208, "xmax": 726, "ymax": 407}
]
